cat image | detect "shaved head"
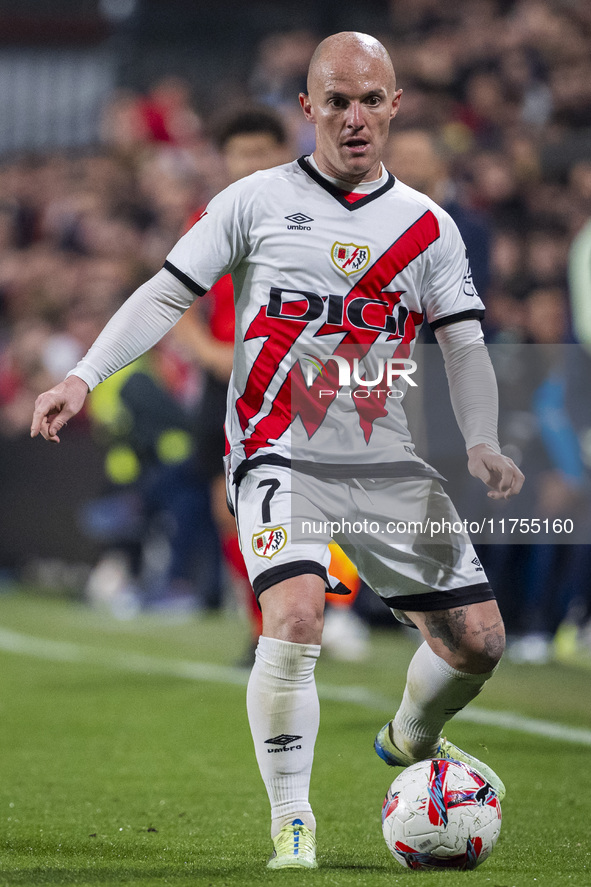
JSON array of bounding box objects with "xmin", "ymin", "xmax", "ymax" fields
[
  {"xmin": 307, "ymin": 32, "xmax": 397, "ymax": 98},
  {"xmin": 300, "ymin": 31, "xmax": 402, "ymax": 184}
]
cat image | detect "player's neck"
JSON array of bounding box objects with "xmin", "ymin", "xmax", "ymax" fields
[{"xmin": 308, "ymin": 154, "xmax": 387, "ymax": 193}]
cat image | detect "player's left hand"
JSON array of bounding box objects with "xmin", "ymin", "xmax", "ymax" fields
[{"xmin": 467, "ymin": 443, "xmax": 524, "ymax": 500}]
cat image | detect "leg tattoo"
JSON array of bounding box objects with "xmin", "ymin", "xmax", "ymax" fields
[
  {"xmin": 423, "ymin": 607, "xmax": 468, "ymax": 655},
  {"xmin": 483, "ymin": 626, "xmax": 505, "ymax": 661},
  {"xmin": 422, "ymin": 608, "xmax": 505, "ymax": 671}
]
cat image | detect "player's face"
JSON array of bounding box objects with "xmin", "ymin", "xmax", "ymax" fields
[
  {"xmin": 300, "ymin": 53, "xmax": 402, "ymax": 184},
  {"xmin": 223, "ymin": 132, "xmax": 289, "ymax": 183}
]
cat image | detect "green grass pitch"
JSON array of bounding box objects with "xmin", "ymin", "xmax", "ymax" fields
[{"xmin": 0, "ymin": 590, "xmax": 590, "ymax": 886}]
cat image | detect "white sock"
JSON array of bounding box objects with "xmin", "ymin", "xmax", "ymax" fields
[
  {"xmin": 392, "ymin": 642, "xmax": 495, "ymax": 760},
  {"xmin": 246, "ymin": 636, "xmax": 321, "ymax": 839}
]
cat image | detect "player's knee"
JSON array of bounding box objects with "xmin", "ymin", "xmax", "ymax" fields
[
  {"xmin": 261, "ymin": 598, "xmax": 324, "ymax": 645},
  {"xmin": 290, "ymin": 609, "xmax": 324, "ymax": 645},
  {"xmin": 259, "ymin": 574, "xmax": 326, "ymax": 644},
  {"xmin": 266, "ymin": 608, "xmax": 324, "ymax": 644},
  {"xmin": 456, "ymin": 628, "xmax": 506, "ymax": 673}
]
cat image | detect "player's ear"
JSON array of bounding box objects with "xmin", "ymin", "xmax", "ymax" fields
[
  {"xmin": 299, "ymin": 93, "xmax": 315, "ymax": 123},
  {"xmin": 390, "ymin": 88, "xmax": 403, "ymax": 122}
]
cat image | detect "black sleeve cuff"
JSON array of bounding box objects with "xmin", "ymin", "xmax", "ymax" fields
[
  {"xmin": 163, "ymin": 260, "xmax": 208, "ymax": 297},
  {"xmin": 429, "ymin": 308, "xmax": 485, "ymax": 332}
]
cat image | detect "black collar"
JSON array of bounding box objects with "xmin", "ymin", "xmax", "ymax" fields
[{"xmin": 297, "ymin": 156, "xmax": 395, "ymax": 211}]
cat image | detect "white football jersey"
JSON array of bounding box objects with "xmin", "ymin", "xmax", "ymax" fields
[{"xmin": 165, "ymin": 157, "xmax": 484, "ymax": 482}]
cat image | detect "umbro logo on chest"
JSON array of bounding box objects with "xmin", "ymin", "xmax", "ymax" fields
[{"xmin": 285, "ymin": 212, "xmax": 313, "ymax": 230}]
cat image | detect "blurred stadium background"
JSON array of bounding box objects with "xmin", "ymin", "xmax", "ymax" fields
[{"xmin": 1, "ymin": 0, "xmax": 591, "ymax": 662}]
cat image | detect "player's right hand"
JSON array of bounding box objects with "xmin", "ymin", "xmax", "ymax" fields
[{"xmin": 30, "ymin": 375, "xmax": 89, "ymax": 443}]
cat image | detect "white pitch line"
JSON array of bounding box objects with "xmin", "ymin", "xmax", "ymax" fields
[{"xmin": 1, "ymin": 626, "xmax": 591, "ymax": 747}]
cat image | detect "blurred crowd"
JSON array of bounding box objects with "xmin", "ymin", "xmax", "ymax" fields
[{"xmin": 1, "ymin": 0, "xmax": 590, "ymax": 661}]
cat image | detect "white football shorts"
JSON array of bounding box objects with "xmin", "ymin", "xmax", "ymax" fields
[{"xmin": 229, "ymin": 462, "xmax": 494, "ymax": 623}]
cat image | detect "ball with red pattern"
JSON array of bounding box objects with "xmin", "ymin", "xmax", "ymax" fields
[{"xmin": 381, "ymin": 758, "xmax": 502, "ymax": 870}]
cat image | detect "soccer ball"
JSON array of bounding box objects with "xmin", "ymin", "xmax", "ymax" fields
[{"xmin": 381, "ymin": 758, "xmax": 502, "ymax": 870}]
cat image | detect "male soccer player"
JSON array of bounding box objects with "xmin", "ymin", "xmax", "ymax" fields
[{"xmin": 31, "ymin": 32, "xmax": 523, "ymax": 871}]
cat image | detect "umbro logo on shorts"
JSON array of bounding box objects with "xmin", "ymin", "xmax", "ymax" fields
[
  {"xmin": 265, "ymin": 734, "xmax": 303, "ymax": 752},
  {"xmin": 285, "ymin": 212, "xmax": 313, "ymax": 230}
]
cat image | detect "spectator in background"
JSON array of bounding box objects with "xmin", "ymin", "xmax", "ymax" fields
[
  {"xmin": 383, "ymin": 127, "xmax": 491, "ymax": 514},
  {"xmin": 454, "ymin": 67, "xmax": 517, "ymax": 149},
  {"xmin": 384, "ymin": 129, "xmax": 490, "ymax": 296},
  {"xmin": 249, "ymin": 31, "xmax": 317, "ymax": 153},
  {"xmin": 487, "ymin": 283, "xmax": 586, "ymax": 662},
  {"xmin": 468, "ymin": 150, "xmax": 529, "ymax": 233},
  {"xmin": 100, "ymin": 77, "xmax": 203, "ymax": 153},
  {"xmin": 171, "ymin": 107, "xmax": 293, "ymax": 653},
  {"xmin": 249, "ymin": 31, "xmax": 316, "ymax": 110},
  {"xmin": 82, "ymin": 345, "xmax": 222, "ymax": 619},
  {"xmin": 136, "ymin": 76, "xmax": 202, "ymax": 147},
  {"xmin": 0, "ymin": 320, "xmax": 55, "ymax": 436},
  {"xmin": 499, "ymin": 45, "xmax": 553, "ymax": 130}
]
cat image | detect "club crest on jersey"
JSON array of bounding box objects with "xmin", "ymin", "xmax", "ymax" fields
[
  {"xmin": 252, "ymin": 527, "xmax": 287, "ymax": 559},
  {"xmin": 331, "ymin": 242, "xmax": 371, "ymax": 275}
]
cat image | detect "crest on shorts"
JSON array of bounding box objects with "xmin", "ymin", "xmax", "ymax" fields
[
  {"xmin": 252, "ymin": 526, "xmax": 287, "ymax": 559},
  {"xmin": 331, "ymin": 242, "xmax": 371, "ymax": 275}
]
